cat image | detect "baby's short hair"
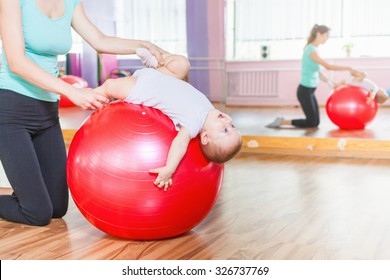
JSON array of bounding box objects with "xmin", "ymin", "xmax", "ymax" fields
[
  {"xmin": 201, "ymin": 137, "xmax": 242, "ymax": 164},
  {"xmin": 376, "ymin": 88, "xmax": 389, "ymax": 104}
]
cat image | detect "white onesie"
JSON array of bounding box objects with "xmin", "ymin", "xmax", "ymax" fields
[
  {"xmin": 124, "ymin": 68, "xmax": 214, "ymax": 138},
  {"xmin": 346, "ymin": 77, "xmax": 379, "ymax": 94}
]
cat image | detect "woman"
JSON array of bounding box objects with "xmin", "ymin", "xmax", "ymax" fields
[
  {"xmin": 266, "ymin": 24, "xmax": 362, "ymax": 128},
  {"xmin": 0, "ymin": 0, "xmax": 165, "ymax": 226}
]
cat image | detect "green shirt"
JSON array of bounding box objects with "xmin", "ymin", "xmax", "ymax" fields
[
  {"xmin": 0, "ymin": 0, "xmax": 80, "ymax": 102},
  {"xmin": 300, "ymin": 43, "xmax": 320, "ymax": 88}
]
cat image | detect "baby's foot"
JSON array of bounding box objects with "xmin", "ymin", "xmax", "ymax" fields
[{"xmin": 136, "ymin": 48, "xmax": 158, "ymax": 68}]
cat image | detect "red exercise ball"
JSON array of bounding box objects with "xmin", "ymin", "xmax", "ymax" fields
[
  {"xmin": 59, "ymin": 75, "xmax": 89, "ymax": 107},
  {"xmin": 326, "ymin": 85, "xmax": 378, "ymax": 130},
  {"xmin": 67, "ymin": 102, "xmax": 223, "ymax": 240}
]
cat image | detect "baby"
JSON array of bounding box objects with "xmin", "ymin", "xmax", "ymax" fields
[
  {"xmin": 95, "ymin": 48, "xmax": 242, "ymax": 191},
  {"xmin": 334, "ymin": 72, "xmax": 389, "ymax": 104}
]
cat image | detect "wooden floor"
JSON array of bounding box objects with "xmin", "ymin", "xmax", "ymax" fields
[
  {"xmin": 226, "ymin": 105, "xmax": 390, "ymax": 139},
  {"xmin": 2, "ymin": 105, "xmax": 390, "ymax": 260},
  {"xmin": 58, "ymin": 105, "xmax": 390, "ymax": 158},
  {"xmin": 2, "ymin": 153, "xmax": 390, "ymax": 260},
  {"xmin": 58, "ymin": 104, "xmax": 390, "ymax": 139},
  {"xmin": 225, "ymin": 105, "xmax": 390, "ymax": 158}
]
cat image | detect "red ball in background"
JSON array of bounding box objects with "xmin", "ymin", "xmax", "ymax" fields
[
  {"xmin": 67, "ymin": 102, "xmax": 223, "ymax": 240},
  {"xmin": 326, "ymin": 85, "xmax": 378, "ymax": 130},
  {"xmin": 59, "ymin": 75, "xmax": 89, "ymax": 107}
]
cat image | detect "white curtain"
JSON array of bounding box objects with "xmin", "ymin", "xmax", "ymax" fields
[
  {"xmin": 114, "ymin": 0, "xmax": 187, "ymax": 54},
  {"xmin": 233, "ymin": 0, "xmax": 342, "ymax": 42},
  {"xmin": 228, "ymin": 0, "xmax": 390, "ymax": 59},
  {"xmin": 346, "ymin": 0, "xmax": 390, "ymax": 37}
]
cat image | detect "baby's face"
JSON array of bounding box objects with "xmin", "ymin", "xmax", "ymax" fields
[{"xmin": 203, "ymin": 110, "xmax": 241, "ymax": 147}]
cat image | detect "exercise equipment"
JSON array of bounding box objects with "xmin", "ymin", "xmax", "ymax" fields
[
  {"xmin": 326, "ymin": 85, "xmax": 378, "ymax": 130},
  {"xmin": 67, "ymin": 102, "xmax": 223, "ymax": 240}
]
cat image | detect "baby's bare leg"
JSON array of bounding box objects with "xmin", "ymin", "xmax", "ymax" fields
[
  {"xmin": 157, "ymin": 53, "xmax": 190, "ymax": 80},
  {"xmin": 95, "ymin": 76, "xmax": 137, "ymax": 101},
  {"xmin": 351, "ymin": 72, "xmax": 366, "ymax": 82},
  {"xmin": 136, "ymin": 47, "xmax": 190, "ymax": 80}
]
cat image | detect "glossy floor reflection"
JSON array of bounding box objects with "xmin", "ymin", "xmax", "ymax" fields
[
  {"xmin": 60, "ymin": 105, "xmax": 390, "ymax": 140},
  {"xmin": 225, "ymin": 106, "xmax": 390, "ymax": 140}
]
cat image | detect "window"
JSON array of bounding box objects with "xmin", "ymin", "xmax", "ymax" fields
[
  {"xmin": 70, "ymin": 29, "xmax": 83, "ymax": 53},
  {"xmin": 226, "ymin": 0, "xmax": 390, "ymax": 60},
  {"xmin": 114, "ymin": 0, "xmax": 187, "ymax": 56}
]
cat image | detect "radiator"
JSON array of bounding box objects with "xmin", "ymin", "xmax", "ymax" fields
[{"xmin": 227, "ymin": 70, "xmax": 279, "ymax": 98}]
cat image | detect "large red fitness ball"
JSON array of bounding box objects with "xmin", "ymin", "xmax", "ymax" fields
[
  {"xmin": 59, "ymin": 75, "xmax": 89, "ymax": 107},
  {"xmin": 326, "ymin": 85, "xmax": 378, "ymax": 130},
  {"xmin": 67, "ymin": 102, "xmax": 223, "ymax": 240}
]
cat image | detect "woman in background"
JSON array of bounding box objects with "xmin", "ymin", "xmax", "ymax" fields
[{"xmin": 266, "ymin": 24, "xmax": 362, "ymax": 128}]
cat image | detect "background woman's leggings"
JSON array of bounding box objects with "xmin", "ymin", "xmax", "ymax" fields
[
  {"xmin": 0, "ymin": 89, "xmax": 68, "ymax": 226},
  {"xmin": 291, "ymin": 84, "xmax": 320, "ymax": 128}
]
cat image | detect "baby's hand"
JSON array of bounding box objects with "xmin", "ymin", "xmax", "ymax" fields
[
  {"xmin": 150, "ymin": 166, "xmax": 174, "ymax": 191},
  {"xmin": 366, "ymin": 93, "xmax": 375, "ymax": 104},
  {"xmin": 366, "ymin": 97, "xmax": 374, "ymax": 104}
]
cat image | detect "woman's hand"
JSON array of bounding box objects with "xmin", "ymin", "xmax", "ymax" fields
[
  {"xmin": 65, "ymin": 88, "xmax": 109, "ymax": 110},
  {"xmin": 350, "ymin": 69, "xmax": 365, "ymax": 79},
  {"xmin": 141, "ymin": 41, "xmax": 167, "ymax": 67}
]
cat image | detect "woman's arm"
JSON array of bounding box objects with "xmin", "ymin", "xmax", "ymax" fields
[
  {"xmin": 71, "ymin": 3, "xmax": 166, "ymax": 65},
  {"xmin": 0, "ymin": 0, "xmax": 107, "ymax": 110},
  {"xmin": 310, "ymin": 51, "xmax": 358, "ymax": 75},
  {"xmin": 319, "ymin": 72, "xmax": 335, "ymax": 87},
  {"xmin": 149, "ymin": 127, "xmax": 192, "ymax": 191}
]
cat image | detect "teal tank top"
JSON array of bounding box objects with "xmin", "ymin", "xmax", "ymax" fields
[
  {"xmin": 300, "ymin": 44, "xmax": 320, "ymax": 88},
  {"xmin": 0, "ymin": 0, "xmax": 80, "ymax": 102}
]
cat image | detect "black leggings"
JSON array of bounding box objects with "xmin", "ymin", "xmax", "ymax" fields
[
  {"xmin": 291, "ymin": 84, "xmax": 320, "ymax": 128},
  {"xmin": 0, "ymin": 89, "xmax": 68, "ymax": 226}
]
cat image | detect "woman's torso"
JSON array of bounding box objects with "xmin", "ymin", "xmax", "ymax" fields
[
  {"xmin": 300, "ymin": 43, "xmax": 320, "ymax": 88},
  {"xmin": 0, "ymin": 0, "xmax": 80, "ymax": 102}
]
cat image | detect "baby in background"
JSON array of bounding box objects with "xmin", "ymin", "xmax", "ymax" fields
[
  {"xmin": 334, "ymin": 72, "xmax": 389, "ymax": 104},
  {"xmin": 95, "ymin": 48, "xmax": 242, "ymax": 191}
]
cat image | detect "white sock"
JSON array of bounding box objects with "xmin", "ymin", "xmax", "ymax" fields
[
  {"xmin": 136, "ymin": 48, "xmax": 158, "ymax": 69},
  {"xmin": 265, "ymin": 117, "xmax": 284, "ymax": 128}
]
